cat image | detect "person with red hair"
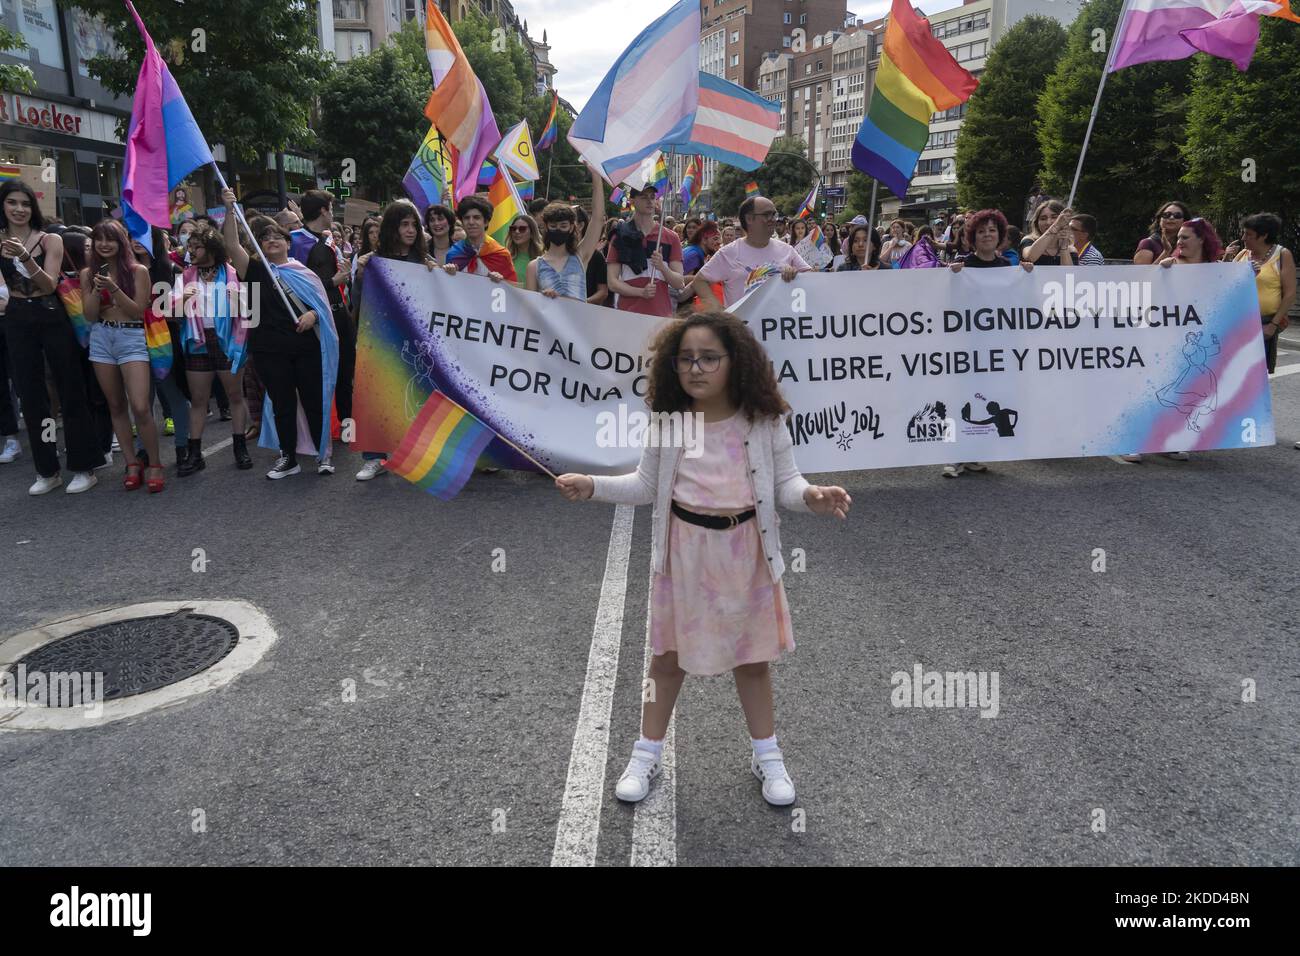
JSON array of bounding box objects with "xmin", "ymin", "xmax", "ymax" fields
[
  {"xmin": 949, "ymin": 209, "xmax": 1035, "ymax": 272},
  {"xmin": 1160, "ymin": 217, "xmax": 1224, "ymax": 266}
]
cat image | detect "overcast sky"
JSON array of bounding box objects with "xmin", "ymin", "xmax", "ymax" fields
[{"xmin": 510, "ymin": 0, "xmax": 965, "ymax": 111}]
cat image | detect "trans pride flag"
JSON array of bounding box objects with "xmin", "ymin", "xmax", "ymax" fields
[
  {"xmin": 568, "ymin": 0, "xmax": 700, "ymax": 185},
  {"xmin": 119, "ymin": 1, "xmax": 214, "ymax": 244},
  {"xmin": 851, "ymin": 0, "xmax": 977, "ymax": 198}
]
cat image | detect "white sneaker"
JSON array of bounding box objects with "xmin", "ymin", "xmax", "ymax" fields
[
  {"xmin": 110, "ymin": 436, "xmax": 121, "ymax": 453},
  {"xmin": 0, "ymin": 437, "xmax": 19, "ymax": 462},
  {"xmin": 28, "ymin": 473, "xmax": 63, "ymax": 495},
  {"xmin": 614, "ymin": 743, "xmax": 662, "ymax": 803},
  {"xmin": 355, "ymin": 459, "xmax": 387, "ymax": 481},
  {"xmin": 266, "ymin": 456, "xmax": 300, "ymax": 480},
  {"xmin": 1164, "ymin": 451, "xmax": 1190, "ymax": 461},
  {"xmin": 942, "ymin": 464, "xmax": 964, "ymax": 478},
  {"xmin": 1294, "ymin": 441, "xmax": 1300, "ymax": 450},
  {"xmin": 65, "ymin": 471, "xmax": 97, "ymax": 494},
  {"xmin": 1117, "ymin": 453, "xmax": 1142, "ymax": 463},
  {"xmin": 751, "ymin": 748, "xmax": 797, "ymax": 806},
  {"xmin": 94, "ymin": 450, "xmax": 113, "ymax": 470},
  {"xmin": 962, "ymin": 461, "xmax": 988, "ymax": 473},
  {"xmin": 318, "ymin": 456, "xmax": 335, "ymax": 475}
]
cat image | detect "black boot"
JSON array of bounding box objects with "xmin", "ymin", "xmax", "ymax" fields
[
  {"xmin": 179, "ymin": 438, "xmax": 203, "ymax": 476},
  {"xmin": 232, "ymin": 434, "xmax": 253, "ymax": 470}
]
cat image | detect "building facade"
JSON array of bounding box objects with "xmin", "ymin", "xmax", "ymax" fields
[{"xmin": 0, "ymin": 3, "xmax": 132, "ymax": 225}]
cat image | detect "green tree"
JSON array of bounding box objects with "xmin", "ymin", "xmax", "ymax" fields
[
  {"xmin": 1036, "ymin": 0, "xmax": 1193, "ymax": 254},
  {"xmin": 316, "ymin": 46, "xmax": 428, "ymax": 202},
  {"xmin": 711, "ymin": 136, "xmax": 812, "ymax": 216},
  {"xmin": 956, "ymin": 15, "xmax": 1067, "ymax": 218},
  {"xmin": 1182, "ymin": 17, "xmax": 1300, "ymax": 249},
  {"xmin": 0, "ymin": 25, "xmax": 35, "ymax": 92},
  {"xmin": 844, "ymin": 170, "xmax": 900, "ymax": 224},
  {"xmin": 66, "ymin": 1, "xmax": 332, "ymax": 163}
]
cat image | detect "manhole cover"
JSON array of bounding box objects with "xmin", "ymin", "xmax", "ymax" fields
[{"xmin": 11, "ymin": 611, "xmax": 239, "ymax": 704}]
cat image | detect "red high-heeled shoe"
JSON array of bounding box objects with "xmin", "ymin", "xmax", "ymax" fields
[
  {"xmin": 145, "ymin": 464, "xmax": 165, "ymax": 494},
  {"xmin": 123, "ymin": 461, "xmax": 143, "ymax": 491}
]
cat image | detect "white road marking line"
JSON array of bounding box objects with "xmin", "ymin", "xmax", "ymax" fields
[
  {"xmin": 202, "ymin": 437, "xmax": 233, "ymax": 457},
  {"xmin": 551, "ymin": 504, "xmax": 635, "ymax": 867},
  {"xmin": 631, "ymin": 564, "xmax": 676, "ymax": 867},
  {"xmin": 1268, "ymin": 364, "xmax": 1300, "ymax": 379}
]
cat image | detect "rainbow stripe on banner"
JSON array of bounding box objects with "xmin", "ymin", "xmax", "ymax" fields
[
  {"xmin": 384, "ymin": 390, "xmax": 496, "ymax": 500},
  {"xmin": 0, "ymin": 164, "xmax": 20, "ymax": 180},
  {"xmin": 851, "ymin": 0, "xmax": 977, "ymax": 198}
]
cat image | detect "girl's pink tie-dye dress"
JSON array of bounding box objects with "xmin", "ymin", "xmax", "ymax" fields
[{"xmin": 650, "ymin": 411, "xmax": 794, "ymax": 676}]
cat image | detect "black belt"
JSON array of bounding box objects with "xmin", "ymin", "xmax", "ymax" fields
[
  {"xmin": 98, "ymin": 319, "xmax": 144, "ymax": 329},
  {"xmin": 671, "ymin": 501, "xmax": 756, "ymax": 530}
]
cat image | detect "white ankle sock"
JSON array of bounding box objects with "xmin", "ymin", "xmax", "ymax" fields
[
  {"xmin": 751, "ymin": 734, "xmax": 779, "ymax": 756},
  {"xmin": 637, "ymin": 735, "xmax": 664, "ymax": 758}
]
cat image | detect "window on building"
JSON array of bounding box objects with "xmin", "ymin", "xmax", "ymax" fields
[
  {"xmin": 97, "ymin": 159, "xmax": 122, "ymax": 199},
  {"xmin": 731, "ymin": 30, "xmax": 739, "ymax": 43},
  {"xmin": 783, "ymin": 35, "xmax": 792, "ymax": 47},
  {"xmin": 334, "ymin": 0, "xmax": 365, "ymax": 19},
  {"xmin": 730, "ymin": 54, "xmax": 739, "ymax": 66},
  {"xmin": 784, "ymin": 12, "xmax": 791, "ymax": 24},
  {"xmin": 334, "ymin": 29, "xmax": 371, "ymax": 62}
]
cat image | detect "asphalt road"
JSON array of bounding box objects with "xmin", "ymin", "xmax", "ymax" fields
[{"xmin": 0, "ymin": 348, "xmax": 1297, "ymax": 867}]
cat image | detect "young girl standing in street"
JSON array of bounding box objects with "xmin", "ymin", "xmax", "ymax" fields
[{"xmin": 556, "ymin": 312, "xmax": 851, "ymax": 806}]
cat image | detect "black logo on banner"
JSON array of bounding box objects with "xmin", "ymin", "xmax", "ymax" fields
[
  {"xmin": 907, "ymin": 401, "xmax": 952, "ymax": 443},
  {"xmin": 961, "ymin": 394, "xmax": 1019, "ymax": 437}
]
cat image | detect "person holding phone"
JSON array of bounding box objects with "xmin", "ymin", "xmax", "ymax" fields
[
  {"xmin": 1020, "ymin": 200, "xmax": 1076, "ymax": 266},
  {"xmin": 82, "ymin": 219, "xmax": 162, "ymax": 492}
]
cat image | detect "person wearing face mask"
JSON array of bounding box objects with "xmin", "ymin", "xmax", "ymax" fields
[{"xmin": 526, "ymin": 165, "xmax": 605, "ymax": 301}]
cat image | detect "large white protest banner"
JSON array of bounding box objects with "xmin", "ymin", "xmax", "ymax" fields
[{"xmin": 353, "ymin": 261, "xmax": 1273, "ymax": 476}]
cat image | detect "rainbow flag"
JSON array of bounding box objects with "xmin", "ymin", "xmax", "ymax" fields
[
  {"xmin": 808, "ymin": 224, "xmax": 829, "ymax": 256},
  {"xmin": 744, "ymin": 180, "xmax": 760, "ymax": 197},
  {"xmin": 486, "ymin": 167, "xmax": 526, "ymax": 245},
  {"xmin": 538, "ymin": 91, "xmax": 559, "ymax": 150},
  {"xmin": 795, "ymin": 182, "xmax": 818, "ymax": 219},
  {"xmin": 851, "ymin": 0, "xmax": 977, "ymax": 198},
  {"xmin": 517, "ymin": 179, "xmax": 535, "ymax": 203},
  {"xmin": 652, "ymin": 153, "xmax": 669, "ymax": 195},
  {"xmin": 384, "ymin": 390, "xmax": 496, "ymax": 500},
  {"xmin": 0, "ymin": 164, "xmax": 20, "ymax": 180},
  {"xmin": 402, "ymin": 124, "xmax": 454, "ymax": 215},
  {"xmin": 678, "ymin": 155, "xmax": 700, "ymax": 209},
  {"xmin": 60, "ymin": 280, "xmax": 90, "ymax": 348}
]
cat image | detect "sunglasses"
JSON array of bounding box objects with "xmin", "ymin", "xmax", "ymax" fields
[
  {"xmin": 510, "ymin": 224, "xmax": 531, "ymax": 232},
  {"xmin": 1160, "ymin": 211, "xmax": 1185, "ymax": 220}
]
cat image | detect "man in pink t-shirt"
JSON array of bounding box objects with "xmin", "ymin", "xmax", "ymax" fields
[
  {"xmin": 694, "ymin": 195, "xmax": 811, "ymax": 308},
  {"xmin": 606, "ymin": 185, "xmax": 685, "ymax": 318}
]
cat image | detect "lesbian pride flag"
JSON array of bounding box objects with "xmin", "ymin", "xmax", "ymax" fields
[
  {"xmin": 423, "ymin": 0, "xmax": 500, "ymax": 202},
  {"xmin": 384, "ymin": 391, "xmax": 496, "ymax": 500},
  {"xmin": 1111, "ymin": 0, "xmax": 1289, "ymax": 72},
  {"xmin": 851, "ymin": 0, "xmax": 977, "ymax": 198},
  {"xmin": 120, "ymin": 1, "xmax": 214, "ymax": 242}
]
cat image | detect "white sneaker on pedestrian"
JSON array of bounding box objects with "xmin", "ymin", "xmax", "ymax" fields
[
  {"xmin": 318, "ymin": 456, "xmax": 335, "ymax": 475},
  {"xmin": 65, "ymin": 471, "xmax": 97, "ymax": 494},
  {"xmin": 1117, "ymin": 453, "xmax": 1142, "ymax": 463},
  {"xmin": 110, "ymin": 436, "xmax": 121, "ymax": 453},
  {"xmin": 266, "ymin": 456, "xmax": 300, "ymax": 480},
  {"xmin": 28, "ymin": 473, "xmax": 63, "ymax": 495},
  {"xmin": 942, "ymin": 464, "xmax": 964, "ymax": 478},
  {"xmin": 1294, "ymin": 441, "xmax": 1300, "ymax": 450},
  {"xmin": 0, "ymin": 437, "xmax": 19, "ymax": 462},
  {"xmin": 355, "ymin": 459, "xmax": 387, "ymax": 481},
  {"xmin": 962, "ymin": 461, "xmax": 988, "ymax": 473},
  {"xmin": 614, "ymin": 743, "xmax": 662, "ymax": 803},
  {"xmin": 94, "ymin": 450, "xmax": 113, "ymax": 470},
  {"xmin": 752, "ymin": 748, "xmax": 797, "ymax": 806},
  {"xmin": 1164, "ymin": 451, "xmax": 1190, "ymax": 461}
]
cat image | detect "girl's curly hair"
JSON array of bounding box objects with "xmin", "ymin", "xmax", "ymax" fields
[{"xmin": 645, "ymin": 311, "xmax": 789, "ymax": 420}]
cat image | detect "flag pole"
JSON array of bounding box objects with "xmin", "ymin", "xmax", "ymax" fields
[
  {"xmin": 866, "ymin": 178, "xmax": 879, "ymax": 257},
  {"xmin": 1066, "ymin": 0, "xmax": 1133, "ymax": 210},
  {"xmin": 210, "ymin": 162, "xmax": 298, "ymax": 320}
]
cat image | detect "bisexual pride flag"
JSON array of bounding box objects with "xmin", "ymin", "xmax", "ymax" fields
[{"xmin": 120, "ymin": 1, "xmax": 215, "ymax": 245}]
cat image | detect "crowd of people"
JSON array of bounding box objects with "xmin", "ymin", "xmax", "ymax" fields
[{"xmin": 0, "ymin": 173, "xmax": 1294, "ymax": 495}]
